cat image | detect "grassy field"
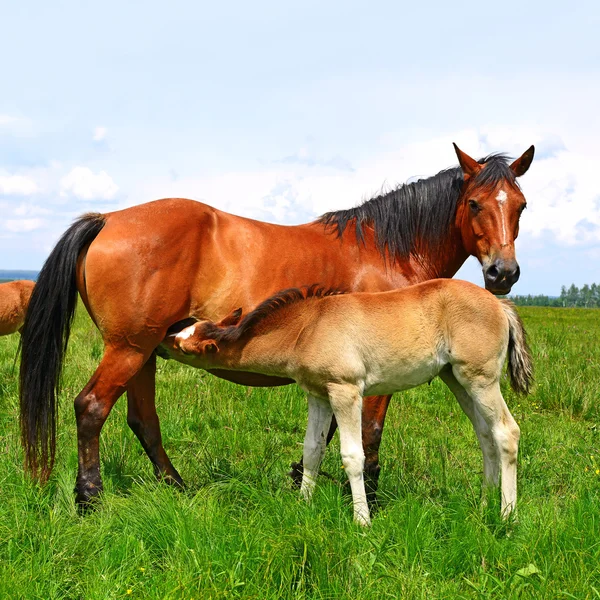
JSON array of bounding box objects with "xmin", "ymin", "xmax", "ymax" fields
[{"xmin": 1, "ymin": 305, "xmax": 599, "ymax": 599}]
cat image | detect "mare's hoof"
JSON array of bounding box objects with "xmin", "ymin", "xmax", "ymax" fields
[
  {"xmin": 74, "ymin": 482, "xmax": 103, "ymax": 514},
  {"xmin": 157, "ymin": 470, "xmax": 186, "ymax": 490},
  {"xmin": 289, "ymin": 462, "xmax": 304, "ymax": 488}
]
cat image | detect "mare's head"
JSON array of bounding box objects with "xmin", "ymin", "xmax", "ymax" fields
[{"xmin": 454, "ymin": 144, "xmax": 534, "ymax": 295}]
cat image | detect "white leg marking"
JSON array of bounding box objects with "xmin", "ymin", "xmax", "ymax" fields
[
  {"xmin": 328, "ymin": 383, "xmax": 371, "ymax": 526},
  {"xmin": 301, "ymin": 395, "xmax": 333, "ymax": 501}
]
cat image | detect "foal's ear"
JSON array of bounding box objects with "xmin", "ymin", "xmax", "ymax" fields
[
  {"xmin": 201, "ymin": 339, "xmax": 219, "ymax": 354},
  {"xmin": 217, "ymin": 307, "xmax": 243, "ymax": 327},
  {"xmin": 453, "ymin": 143, "xmax": 483, "ymax": 181},
  {"xmin": 510, "ymin": 145, "xmax": 535, "ymax": 177}
]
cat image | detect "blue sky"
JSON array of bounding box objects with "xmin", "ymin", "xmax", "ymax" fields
[{"xmin": 1, "ymin": 0, "xmax": 599, "ymax": 294}]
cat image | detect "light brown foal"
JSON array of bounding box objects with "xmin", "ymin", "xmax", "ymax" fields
[
  {"xmin": 162, "ymin": 279, "xmax": 533, "ymax": 525},
  {"xmin": 0, "ymin": 280, "xmax": 35, "ymax": 336}
]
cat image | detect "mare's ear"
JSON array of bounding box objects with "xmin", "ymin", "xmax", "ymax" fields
[
  {"xmin": 201, "ymin": 339, "xmax": 219, "ymax": 354},
  {"xmin": 217, "ymin": 307, "xmax": 243, "ymax": 327},
  {"xmin": 453, "ymin": 143, "xmax": 483, "ymax": 181},
  {"xmin": 510, "ymin": 145, "xmax": 535, "ymax": 177}
]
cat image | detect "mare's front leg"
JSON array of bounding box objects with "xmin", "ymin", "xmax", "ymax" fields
[
  {"xmin": 74, "ymin": 345, "xmax": 151, "ymax": 510},
  {"xmin": 362, "ymin": 394, "xmax": 393, "ymax": 506},
  {"xmin": 300, "ymin": 395, "xmax": 333, "ymax": 500},
  {"xmin": 126, "ymin": 353, "xmax": 184, "ymax": 487},
  {"xmin": 328, "ymin": 383, "xmax": 370, "ymax": 526}
]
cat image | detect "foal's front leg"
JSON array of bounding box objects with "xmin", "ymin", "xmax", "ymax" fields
[
  {"xmin": 301, "ymin": 395, "xmax": 333, "ymax": 500},
  {"xmin": 328, "ymin": 383, "xmax": 370, "ymax": 526}
]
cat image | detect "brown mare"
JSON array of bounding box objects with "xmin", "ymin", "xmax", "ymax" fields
[
  {"xmin": 160, "ymin": 279, "xmax": 533, "ymax": 525},
  {"xmin": 0, "ymin": 280, "xmax": 35, "ymax": 336},
  {"xmin": 19, "ymin": 144, "xmax": 534, "ymax": 508}
]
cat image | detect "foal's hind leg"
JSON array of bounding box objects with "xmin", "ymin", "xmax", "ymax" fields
[
  {"xmin": 439, "ymin": 367, "xmax": 499, "ymax": 493},
  {"xmin": 300, "ymin": 395, "xmax": 333, "ymax": 500},
  {"xmin": 126, "ymin": 353, "xmax": 184, "ymax": 487},
  {"xmin": 74, "ymin": 345, "xmax": 151, "ymax": 509},
  {"xmin": 453, "ymin": 368, "xmax": 520, "ymax": 518}
]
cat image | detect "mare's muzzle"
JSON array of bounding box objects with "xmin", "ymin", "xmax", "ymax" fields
[{"xmin": 483, "ymin": 258, "xmax": 520, "ymax": 295}]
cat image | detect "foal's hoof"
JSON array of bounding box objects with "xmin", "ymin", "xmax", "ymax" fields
[{"xmin": 289, "ymin": 461, "xmax": 304, "ymax": 489}]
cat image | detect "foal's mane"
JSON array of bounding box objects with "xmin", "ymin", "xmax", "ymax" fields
[
  {"xmin": 319, "ymin": 153, "xmax": 518, "ymax": 261},
  {"xmin": 207, "ymin": 285, "xmax": 344, "ymax": 343}
]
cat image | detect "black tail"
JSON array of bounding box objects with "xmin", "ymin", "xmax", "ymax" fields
[{"xmin": 19, "ymin": 213, "xmax": 106, "ymax": 480}]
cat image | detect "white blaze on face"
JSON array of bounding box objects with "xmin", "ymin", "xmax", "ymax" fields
[
  {"xmin": 176, "ymin": 325, "xmax": 196, "ymax": 342},
  {"xmin": 496, "ymin": 189, "xmax": 509, "ymax": 244}
]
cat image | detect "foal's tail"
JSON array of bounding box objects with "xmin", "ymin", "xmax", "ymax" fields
[
  {"xmin": 19, "ymin": 213, "xmax": 106, "ymax": 481},
  {"xmin": 500, "ymin": 300, "xmax": 534, "ymax": 395}
]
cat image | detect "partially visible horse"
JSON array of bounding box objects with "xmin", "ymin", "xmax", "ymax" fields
[
  {"xmin": 161, "ymin": 279, "xmax": 533, "ymax": 525},
  {"xmin": 19, "ymin": 144, "xmax": 535, "ymax": 508},
  {"xmin": 0, "ymin": 280, "xmax": 35, "ymax": 336}
]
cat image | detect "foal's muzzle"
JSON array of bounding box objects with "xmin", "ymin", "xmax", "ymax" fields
[{"xmin": 483, "ymin": 258, "xmax": 520, "ymax": 295}]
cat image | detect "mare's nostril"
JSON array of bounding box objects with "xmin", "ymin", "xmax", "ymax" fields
[{"xmin": 486, "ymin": 265, "xmax": 500, "ymax": 282}]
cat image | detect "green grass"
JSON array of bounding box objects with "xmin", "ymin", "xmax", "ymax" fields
[{"xmin": 1, "ymin": 306, "xmax": 599, "ymax": 599}]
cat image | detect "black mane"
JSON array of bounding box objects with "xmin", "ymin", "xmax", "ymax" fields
[
  {"xmin": 207, "ymin": 285, "xmax": 344, "ymax": 343},
  {"xmin": 318, "ymin": 153, "xmax": 517, "ymax": 261}
]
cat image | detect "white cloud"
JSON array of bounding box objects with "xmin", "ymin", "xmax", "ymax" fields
[
  {"xmin": 0, "ymin": 174, "xmax": 39, "ymax": 196},
  {"xmin": 60, "ymin": 166, "xmax": 118, "ymax": 200},
  {"xmin": 93, "ymin": 126, "xmax": 107, "ymax": 142},
  {"xmin": 124, "ymin": 126, "xmax": 600, "ymax": 247},
  {"xmin": 0, "ymin": 115, "xmax": 19, "ymax": 127},
  {"xmin": 4, "ymin": 218, "xmax": 43, "ymax": 232},
  {"xmin": 13, "ymin": 203, "xmax": 51, "ymax": 217},
  {"xmin": 0, "ymin": 114, "xmax": 34, "ymax": 136}
]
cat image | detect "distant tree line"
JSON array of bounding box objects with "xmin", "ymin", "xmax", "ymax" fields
[{"xmin": 510, "ymin": 283, "xmax": 600, "ymax": 308}]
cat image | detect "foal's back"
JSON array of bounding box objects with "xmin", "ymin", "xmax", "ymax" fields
[{"xmin": 290, "ymin": 279, "xmax": 508, "ymax": 395}]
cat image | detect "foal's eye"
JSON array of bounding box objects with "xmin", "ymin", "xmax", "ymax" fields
[
  {"xmin": 469, "ymin": 199, "xmax": 481, "ymax": 214},
  {"xmin": 519, "ymin": 203, "xmax": 527, "ymax": 214}
]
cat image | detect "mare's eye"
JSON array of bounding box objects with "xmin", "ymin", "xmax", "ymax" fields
[
  {"xmin": 519, "ymin": 203, "xmax": 527, "ymax": 213},
  {"xmin": 469, "ymin": 199, "xmax": 481, "ymax": 214}
]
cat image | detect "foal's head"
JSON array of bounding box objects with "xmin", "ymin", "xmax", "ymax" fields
[
  {"xmin": 164, "ymin": 308, "xmax": 243, "ymax": 360},
  {"xmin": 453, "ymin": 144, "xmax": 534, "ymax": 295}
]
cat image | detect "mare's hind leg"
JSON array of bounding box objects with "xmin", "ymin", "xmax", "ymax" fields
[
  {"xmin": 74, "ymin": 345, "xmax": 151, "ymax": 509},
  {"xmin": 328, "ymin": 383, "xmax": 370, "ymax": 526},
  {"xmin": 300, "ymin": 395, "xmax": 333, "ymax": 500},
  {"xmin": 439, "ymin": 367, "xmax": 499, "ymax": 492},
  {"xmin": 126, "ymin": 353, "xmax": 184, "ymax": 487},
  {"xmin": 452, "ymin": 367, "xmax": 520, "ymax": 518}
]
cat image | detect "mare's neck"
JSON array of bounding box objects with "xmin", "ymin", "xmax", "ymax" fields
[{"xmin": 408, "ymin": 226, "xmax": 470, "ymax": 282}]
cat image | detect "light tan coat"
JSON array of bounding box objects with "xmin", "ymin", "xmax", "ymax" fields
[
  {"xmin": 162, "ymin": 279, "xmax": 532, "ymax": 525},
  {"xmin": 0, "ymin": 280, "xmax": 35, "ymax": 336}
]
